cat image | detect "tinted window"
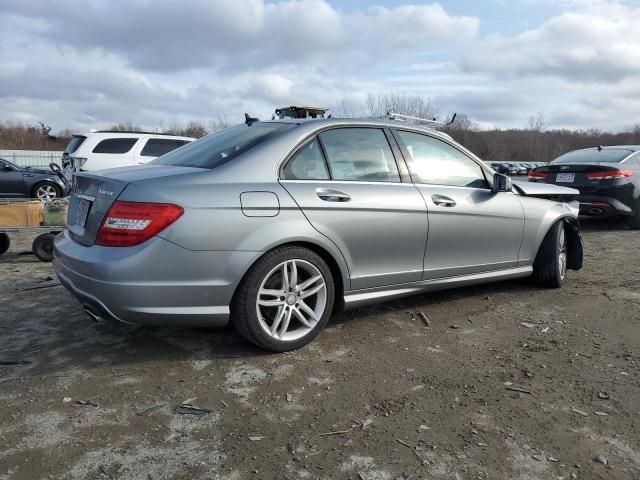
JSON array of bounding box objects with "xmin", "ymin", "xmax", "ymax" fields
[
  {"xmin": 283, "ymin": 138, "xmax": 329, "ymax": 180},
  {"xmin": 140, "ymin": 138, "xmax": 190, "ymax": 157},
  {"xmin": 551, "ymin": 148, "xmax": 631, "ymax": 164},
  {"xmin": 395, "ymin": 130, "xmax": 488, "ymax": 188},
  {"xmin": 319, "ymin": 128, "xmax": 400, "ymax": 182},
  {"xmin": 65, "ymin": 135, "xmax": 86, "ymax": 154},
  {"xmin": 153, "ymin": 123, "xmax": 294, "ymax": 169},
  {"xmin": 92, "ymin": 138, "xmax": 138, "ymax": 154}
]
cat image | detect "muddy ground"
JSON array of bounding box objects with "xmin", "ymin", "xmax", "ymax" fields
[{"xmin": 0, "ymin": 219, "xmax": 639, "ymax": 480}]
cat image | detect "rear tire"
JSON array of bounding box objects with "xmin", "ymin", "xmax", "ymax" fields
[
  {"xmin": 626, "ymin": 203, "xmax": 640, "ymax": 230},
  {"xmin": 232, "ymin": 246, "xmax": 335, "ymax": 352},
  {"xmin": 32, "ymin": 233, "xmax": 55, "ymax": 262},
  {"xmin": 533, "ymin": 222, "xmax": 567, "ymax": 288},
  {"xmin": 0, "ymin": 233, "xmax": 10, "ymax": 255}
]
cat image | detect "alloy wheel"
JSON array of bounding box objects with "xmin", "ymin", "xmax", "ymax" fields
[
  {"xmin": 36, "ymin": 184, "xmax": 57, "ymax": 200},
  {"xmin": 256, "ymin": 259, "xmax": 327, "ymax": 342},
  {"xmin": 558, "ymin": 226, "xmax": 567, "ymax": 280}
]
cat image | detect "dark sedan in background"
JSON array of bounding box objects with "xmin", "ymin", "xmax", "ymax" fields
[
  {"xmin": 529, "ymin": 146, "xmax": 640, "ymax": 229},
  {"xmin": 0, "ymin": 158, "xmax": 68, "ymax": 199}
]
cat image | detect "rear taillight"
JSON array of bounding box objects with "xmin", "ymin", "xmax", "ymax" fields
[
  {"xmin": 96, "ymin": 201, "xmax": 183, "ymax": 247},
  {"xmin": 528, "ymin": 170, "xmax": 548, "ymax": 179},
  {"xmin": 585, "ymin": 170, "xmax": 633, "ymax": 181}
]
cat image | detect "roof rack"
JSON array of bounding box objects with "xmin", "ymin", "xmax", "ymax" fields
[
  {"xmin": 274, "ymin": 106, "xmax": 328, "ymax": 120},
  {"xmin": 386, "ymin": 111, "xmax": 457, "ymax": 128}
]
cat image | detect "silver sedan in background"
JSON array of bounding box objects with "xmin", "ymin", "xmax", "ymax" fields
[{"xmin": 54, "ymin": 117, "xmax": 583, "ymax": 351}]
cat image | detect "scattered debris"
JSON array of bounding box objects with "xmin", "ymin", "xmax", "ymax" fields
[
  {"xmin": 541, "ymin": 327, "xmax": 550, "ymax": 333},
  {"xmin": 174, "ymin": 404, "xmax": 211, "ymax": 416},
  {"xmin": 597, "ymin": 391, "xmax": 609, "ymax": 400},
  {"xmin": 249, "ymin": 436, "xmax": 265, "ymax": 441},
  {"xmin": 416, "ymin": 311, "xmax": 431, "ymax": 327},
  {"xmin": 449, "ymin": 324, "xmax": 460, "ymax": 329},
  {"xmin": 531, "ymin": 454, "xmax": 545, "ymax": 461},
  {"xmin": 477, "ymin": 442, "xmax": 488, "ymax": 447},
  {"xmin": 286, "ymin": 393, "xmax": 293, "ymax": 403},
  {"xmin": 505, "ymin": 386, "xmax": 532, "ymax": 395},
  {"xmin": 594, "ymin": 454, "xmax": 608, "ymax": 465},
  {"xmin": 594, "ymin": 411, "xmax": 609, "ymax": 416},
  {"xmin": 135, "ymin": 404, "xmax": 165, "ymax": 416},
  {"xmin": 571, "ymin": 407, "xmax": 589, "ymax": 417},
  {"xmin": 74, "ymin": 399, "xmax": 98, "ymax": 407},
  {"xmin": 548, "ymin": 456, "xmax": 559, "ymax": 462},
  {"xmin": 317, "ymin": 428, "xmax": 352, "ymax": 437},
  {"xmin": 220, "ymin": 400, "xmax": 229, "ymax": 408},
  {"xmin": 62, "ymin": 397, "xmax": 72, "ymax": 403},
  {"xmin": 0, "ymin": 359, "xmax": 32, "ymax": 366},
  {"xmin": 520, "ymin": 322, "xmax": 537, "ymax": 329},
  {"xmin": 396, "ymin": 438, "xmax": 412, "ymax": 449},
  {"xmin": 419, "ymin": 425, "xmax": 430, "ymax": 431}
]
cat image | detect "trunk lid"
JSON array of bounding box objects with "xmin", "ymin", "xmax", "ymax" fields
[
  {"xmin": 67, "ymin": 165, "xmax": 202, "ymax": 246},
  {"xmin": 530, "ymin": 163, "xmax": 630, "ymax": 192}
]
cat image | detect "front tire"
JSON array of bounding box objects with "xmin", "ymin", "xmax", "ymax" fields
[
  {"xmin": 232, "ymin": 246, "xmax": 335, "ymax": 352},
  {"xmin": 626, "ymin": 202, "xmax": 640, "ymax": 230},
  {"xmin": 533, "ymin": 222, "xmax": 567, "ymax": 288},
  {"xmin": 32, "ymin": 182, "xmax": 61, "ymax": 201}
]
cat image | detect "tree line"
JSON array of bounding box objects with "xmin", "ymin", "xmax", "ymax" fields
[{"xmin": 2, "ymin": 94, "xmax": 639, "ymax": 162}]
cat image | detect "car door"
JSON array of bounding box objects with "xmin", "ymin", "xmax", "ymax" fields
[
  {"xmin": 392, "ymin": 129, "xmax": 525, "ymax": 280},
  {"xmin": 0, "ymin": 160, "xmax": 26, "ymax": 197},
  {"xmin": 280, "ymin": 127, "xmax": 428, "ymax": 290}
]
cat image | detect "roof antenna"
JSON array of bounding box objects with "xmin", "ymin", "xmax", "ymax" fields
[
  {"xmin": 245, "ymin": 113, "xmax": 259, "ymax": 125},
  {"xmin": 597, "ymin": 145, "xmax": 603, "ymax": 151}
]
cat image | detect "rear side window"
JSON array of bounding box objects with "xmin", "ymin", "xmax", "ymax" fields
[
  {"xmin": 92, "ymin": 138, "xmax": 138, "ymax": 154},
  {"xmin": 395, "ymin": 130, "xmax": 488, "ymax": 188},
  {"xmin": 152, "ymin": 123, "xmax": 294, "ymax": 169},
  {"xmin": 140, "ymin": 138, "xmax": 189, "ymax": 157},
  {"xmin": 319, "ymin": 128, "xmax": 400, "ymax": 182},
  {"xmin": 283, "ymin": 138, "xmax": 329, "ymax": 180},
  {"xmin": 65, "ymin": 136, "xmax": 86, "ymax": 154}
]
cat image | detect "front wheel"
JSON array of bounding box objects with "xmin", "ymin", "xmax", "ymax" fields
[
  {"xmin": 232, "ymin": 246, "xmax": 335, "ymax": 352},
  {"xmin": 32, "ymin": 182, "xmax": 61, "ymax": 200},
  {"xmin": 533, "ymin": 222, "xmax": 567, "ymax": 288}
]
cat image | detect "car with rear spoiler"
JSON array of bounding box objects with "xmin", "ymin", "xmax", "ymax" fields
[{"xmin": 528, "ymin": 145, "xmax": 640, "ymax": 229}]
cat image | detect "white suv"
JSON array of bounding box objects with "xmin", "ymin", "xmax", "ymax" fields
[{"xmin": 61, "ymin": 131, "xmax": 194, "ymax": 174}]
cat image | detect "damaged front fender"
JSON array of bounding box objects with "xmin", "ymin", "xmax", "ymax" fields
[{"xmin": 563, "ymin": 217, "xmax": 583, "ymax": 271}]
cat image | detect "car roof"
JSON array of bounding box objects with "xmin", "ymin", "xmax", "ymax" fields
[
  {"xmin": 574, "ymin": 145, "xmax": 640, "ymax": 153},
  {"xmin": 259, "ymin": 117, "xmax": 455, "ymax": 142},
  {"xmin": 76, "ymin": 131, "xmax": 195, "ymax": 141}
]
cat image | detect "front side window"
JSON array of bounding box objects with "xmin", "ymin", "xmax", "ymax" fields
[
  {"xmin": 92, "ymin": 138, "xmax": 138, "ymax": 154},
  {"xmin": 283, "ymin": 138, "xmax": 329, "ymax": 180},
  {"xmin": 319, "ymin": 128, "xmax": 400, "ymax": 182},
  {"xmin": 140, "ymin": 138, "xmax": 188, "ymax": 157},
  {"xmin": 395, "ymin": 130, "xmax": 488, "ymax": 188}
]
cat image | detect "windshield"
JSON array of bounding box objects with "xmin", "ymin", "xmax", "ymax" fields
[
  {"xmin": 152, "ymin": 123, "xmax": 294, "ymax": 169},
  {"xmin": 551, "ymin": 148, "xmax": 631, "ymax": 164}
]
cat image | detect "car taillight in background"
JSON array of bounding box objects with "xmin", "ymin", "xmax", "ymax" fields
[
  {"xmin": 528, "ymin": 170, "xmax": 548, "ymax": 180},
  {"xmin": 585, "ymin": 170, "xmax": 633, "ymax": 181},
  {"xmin": 96, "ymin": 201, "xmax": 184, "ymax": 247}
]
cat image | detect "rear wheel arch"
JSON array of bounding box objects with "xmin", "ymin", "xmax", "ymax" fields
[{"xmin": 232, "ymin": 240, "xmax": 347, "ymax": 313}]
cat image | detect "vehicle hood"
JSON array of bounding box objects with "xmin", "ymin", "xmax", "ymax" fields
[{"xmin": 512, "ymin": 180, "xmax": 579, "ymax": 198}]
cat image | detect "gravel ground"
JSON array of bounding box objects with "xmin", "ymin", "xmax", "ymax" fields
[{"xmin": 0, "ymin": 218, "xmax": 639, "ymax": 480}]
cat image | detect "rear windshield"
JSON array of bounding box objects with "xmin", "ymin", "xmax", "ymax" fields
[
  {"xmin": 551, "ymin": 149, "xmax": 631, "ymax": 164},
  {"xmin": 65, "ymin": 135, "xmax": 86, "ymax": 154},
  {"xmin": 152, "ymin": 123, "xmax": 294, "ymax": 169}
]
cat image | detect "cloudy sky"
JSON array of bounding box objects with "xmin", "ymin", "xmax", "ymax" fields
[{"xmin": 1, "ymin": 0, "xmax": 640, "ymax": 132}]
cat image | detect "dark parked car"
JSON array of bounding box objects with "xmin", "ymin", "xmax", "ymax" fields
[
  {"xmin": 529, "ymin": 146, "xmax": 640, "ymax": 228},
  {"xmin": 0, "ymin": 158, "xmax": 68, "ymax": 199},
  {"xmin": 491, "ymin": 162, "xmax": 519, "ymax": 175}
]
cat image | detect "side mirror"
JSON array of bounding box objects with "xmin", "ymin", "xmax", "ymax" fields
[
  {"xmin": 492, "ymin": 173, "xmax": 512, "ymax": 193},
  {"xmin": 2, "ymin": 165, "xmax": 13, "ymax": 172}
]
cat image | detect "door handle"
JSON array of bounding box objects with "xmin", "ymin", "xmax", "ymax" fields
[
  {"xmin": 431, "ymin": 194, "xmax": 456, "ymax": 207},
  {"xmin": 316, "ymin": 188, "xmax": 351, "ymax": 202}
]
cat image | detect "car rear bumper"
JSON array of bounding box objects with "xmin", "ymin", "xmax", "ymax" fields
[
  {"xmin": 577, "ymin": 195, "xmax": 634, "ymax": 216},
  {"xmin": 53, "ymin": 230, "xmax": 261, "ymax": 327}
]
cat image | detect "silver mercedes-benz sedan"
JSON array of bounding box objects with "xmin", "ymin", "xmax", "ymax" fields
[{"xmin": 54, "ymin": 117, "xmax": 583, "ymax": 351}]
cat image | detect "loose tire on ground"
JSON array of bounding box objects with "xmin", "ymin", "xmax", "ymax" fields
[
  {"xmin": 0, "ymin": 233, "xmax": 10, "ymax": 255},
  {"xmin": 232, "ymin": 246, "xmax": 335, "ymax": 352},
  {"xmin": 533, "ymin": 221, "xmax": 567, "ymax": 288},
  {"xmin": 32, "ymin": 233, "xmax": 56, "ymax": 262}
]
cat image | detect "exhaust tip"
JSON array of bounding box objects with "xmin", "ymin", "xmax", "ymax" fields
[
  {"xmin": 588, "ymin": 207, "xmax": 604, "ymax": 215},
  {"xmin": 83, "ymin": 305, "xmax": 102, "ymax": 322}
]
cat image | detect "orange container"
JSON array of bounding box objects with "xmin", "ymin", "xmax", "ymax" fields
[{"xmin": 0, "ymin": 201, "xmax": 43, "ymax": 228}]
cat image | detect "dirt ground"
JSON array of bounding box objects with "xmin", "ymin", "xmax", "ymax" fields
[{"xmin": 0, "ymin": 219, "xmax": 639, "ymax": 480}]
